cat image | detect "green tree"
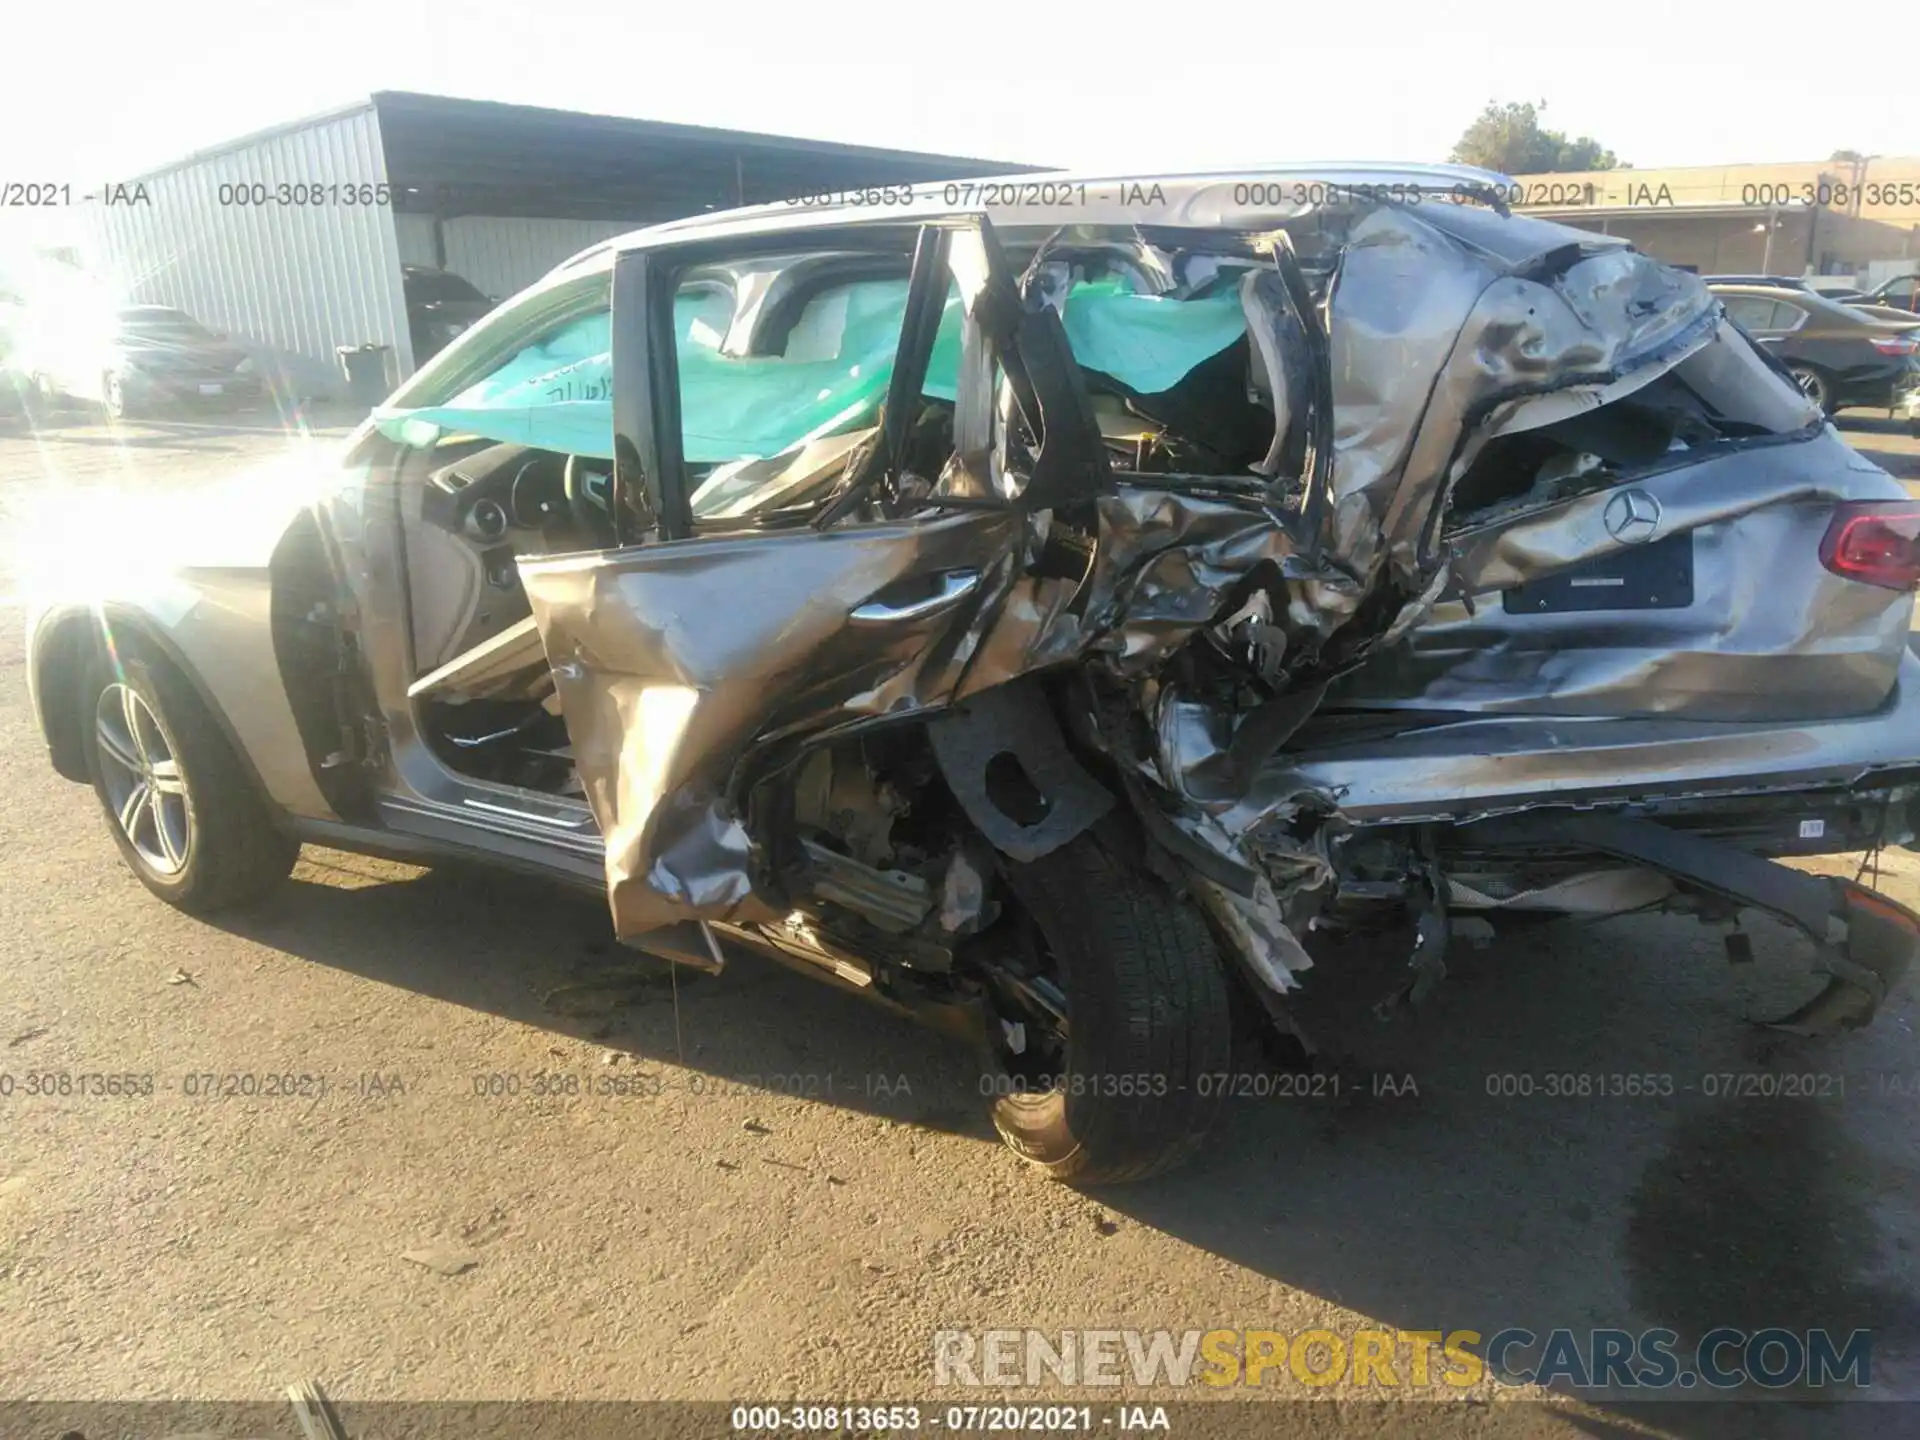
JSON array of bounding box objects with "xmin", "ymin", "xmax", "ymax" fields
[{"xmin": 1450, "ymin": 101, "xmax": 1622, "ymax": 175}]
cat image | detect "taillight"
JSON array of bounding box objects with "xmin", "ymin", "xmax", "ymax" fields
[
  {"xmin": 1821, "ymin": 502, "xmax": 1920, "ymax": 590},
  {"xmin": 1870, "ymin": 333, "xmax": 1919, "ymax": 356}
]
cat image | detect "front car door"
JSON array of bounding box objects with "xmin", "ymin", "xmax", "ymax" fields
[{"xmin": 290, "ymin": 261, "xmax": 617, "ymax": 874}]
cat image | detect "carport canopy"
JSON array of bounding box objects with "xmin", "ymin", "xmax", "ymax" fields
[{"xmin": 371, "ymin": 91, "xmax": 1039, "ymax": 224}]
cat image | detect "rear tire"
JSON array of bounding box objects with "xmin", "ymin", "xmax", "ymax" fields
[
  {"xmin": 991, "ymin": 829, "xmax": 1233, "ymax": 1184},
  {"xmin": 82, "ymin": 638, "xmax": 298, "ymax": 913}
]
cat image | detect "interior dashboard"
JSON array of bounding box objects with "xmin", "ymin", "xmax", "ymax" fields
[
  {"xmin": 424, "ymin": 443, "xmax": 585, "ymax": 550},
  {"xmin": 408, "ymin": 442, "xmax": 609, "ymax": 675}
]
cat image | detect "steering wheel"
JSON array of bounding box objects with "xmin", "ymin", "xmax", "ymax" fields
[{"xmin": 563, "ymin": 452, "xmax": 616, "ymax": 540}]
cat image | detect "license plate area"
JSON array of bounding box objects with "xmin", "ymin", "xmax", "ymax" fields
[
  {"xmin": 1502, "ymin": 532, "xmax": 1694, "ymax": 614},
  {"xmin": 198, "ymin": 382, "xmax": 223, "ymax": 396}
]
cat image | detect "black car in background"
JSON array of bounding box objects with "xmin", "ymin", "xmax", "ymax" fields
[
  {"xmin": 1709, "ymin": 283, "xmax": 1920, "ymax": 414},
  {"xmin": 1705, "ymin": 273, "xmax": 1820, "ymax": 291},
  {"xmin": 27, "ymin": 305, "xmax": 263, "ymax": 419},
  {"xmin": 1705, "ymin": 273, "xmax": 1871, "ymax": 302},
  {"xmin": 403, "ymin": 265, "xmax": 496, "ymax": 366},
  {"xmin": 1856, "ymin": 273, "xmax": 1920, "ymax": 315}
]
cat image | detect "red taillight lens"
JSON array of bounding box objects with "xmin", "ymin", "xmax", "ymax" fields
[
  {"xmin": 1871, "ymin": 334, "xmax": 1919, "ymax": 356},
  {"xmin": 1821, "ymin": 502, "xmax": 1920, "ymax": 590}
]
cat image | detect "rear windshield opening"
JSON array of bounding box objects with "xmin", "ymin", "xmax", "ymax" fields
[{"xmin": 1445, "ymin": 320, "xmax": 1822, "ymax": 528}]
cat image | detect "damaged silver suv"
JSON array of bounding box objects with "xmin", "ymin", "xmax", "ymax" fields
[{"xmin": 27, "ymin": 165, "xmax": 1920, "ymax": 1182}]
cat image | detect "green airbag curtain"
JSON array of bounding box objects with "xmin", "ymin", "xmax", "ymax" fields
[{"xmin": 374, "ymin": 276, "xmax": 1248, "ymax": 464}]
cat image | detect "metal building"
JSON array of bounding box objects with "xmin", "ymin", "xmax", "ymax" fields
[{"xmin": 79, "ymin": 92, "xmax": 1032, "ymax": 400}]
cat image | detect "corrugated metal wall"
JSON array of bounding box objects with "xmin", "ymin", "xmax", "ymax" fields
[
  {"xmin": 442, "ymin": 217, "xmax": 644, "ymax": 299},
  {"xmin": 393, "ymin": 213, "xmax": 437, "ymax": 270},
  {"xmin": 392, "ymin": 214, "xmax": 645, "ymax": 299},
  {"xmin": 78, "ymin": 105, "xmax": 412, "ymax": 399}
]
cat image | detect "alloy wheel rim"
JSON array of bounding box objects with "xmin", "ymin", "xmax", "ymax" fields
[
  {"xmin": 94, "ymin": 683, "xmax": 191, "ymax": 875},
  {"xmin": 1792, "ymin": 368, "xmax": 1825, "ymax": 404}
]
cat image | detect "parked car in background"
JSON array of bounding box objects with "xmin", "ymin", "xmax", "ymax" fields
[
  {"xmin": 1858, "ymin": 273, "xmax": 1920, "ymax": 314},
  {"xmin": 24, "ymin": 304, "xmax": 263, "ymax": 419},
  {"xmin": 1704, "ymin": 273, "xmax": 1818, "ymax": 290},
  {"xmin": 403, "ymin": 265, "xmax": 496, "ymax": 366},
  {"xmin": 1709, "ymin": 283, "xmax": 1920, "ymax": 413},
  {"xmin": 1806, "ymin": 278, "xmax": 1868, "ymax": 302},
  {"xmin": 1704, "ymin": 274, "xmax": 1867, "ymax": 303}
]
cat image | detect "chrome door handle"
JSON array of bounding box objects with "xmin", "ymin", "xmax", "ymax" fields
[{"xmin": 850, "ymin": 569, "xmax": 981, "ymax": 625}]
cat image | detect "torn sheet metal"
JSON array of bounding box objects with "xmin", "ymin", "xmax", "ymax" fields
[
  {"xmin": 1321, "ymin": 204, "xmax": 1716, "ymax": 597},
  {"xmin": 520, "ymin": 487, "xmax": 1341, "ymax": 938},
  {"xmin": 521, "ymin": 509, "xmax": 1019, "ymax": 934},
  {"xmin": 1075, "ymin": 487, "xmax": 1347, "ymax": 675},
  {"xmin": 1191, "ymin": 872, "xmax": 1313, "ymax": 993},
  {"xmin": 516, "ymin": 196, "xmax": 1826, "ymax": 958},
  {"xmin": 1330, "ymin": 427, "xmax": 1914, "ymax": 721}
]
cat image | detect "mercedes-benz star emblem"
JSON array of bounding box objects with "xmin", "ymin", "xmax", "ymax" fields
[{"xmin": 1603, "ymin": 488, "xmax": 1662, "ymax": 545}]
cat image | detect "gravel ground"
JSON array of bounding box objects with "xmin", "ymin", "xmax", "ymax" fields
[{"xmin": 1, "ymin": 405, "xmax": 1918, "ymax": 1438}]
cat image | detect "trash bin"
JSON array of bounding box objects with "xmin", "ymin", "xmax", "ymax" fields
[{"xmin": 336, "ymin": 343, "xmax": 393, "ymax": 408}]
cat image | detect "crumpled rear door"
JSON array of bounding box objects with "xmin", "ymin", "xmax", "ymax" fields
[
  {"xmin": 520, "ymin": 509, "xmax": 1018, "ymax": 936},
  {"xmin": 518, "ymin": 217, "xmax": 1050, "ymax": 938}
]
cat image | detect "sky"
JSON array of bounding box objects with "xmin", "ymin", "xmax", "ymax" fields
[{"xmin": 2, "ymin": 0, "xmax": 1912, "ymax": 187}]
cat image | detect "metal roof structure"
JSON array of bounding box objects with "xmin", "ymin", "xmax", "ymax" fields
[
  {"xmin": 126, "ymin": 92, "xmax": 1039, "ymax": 222},
  {"xmin": 372, "ymin": 92, "xmax": 1038, "ymax": 221}
]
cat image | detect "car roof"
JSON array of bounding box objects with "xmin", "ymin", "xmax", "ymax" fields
[{"xmin": 554, "ymin": 162, "xmax": 1518, "ymax": 270}]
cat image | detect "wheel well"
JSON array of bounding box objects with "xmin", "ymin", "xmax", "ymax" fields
[
  {"xmin": 33, "ymin": 611, "xmax": 96, "ymax": 782},
  {"xmin": 34, "ymin": 607, "xmax": 278, "ymax": 809}
]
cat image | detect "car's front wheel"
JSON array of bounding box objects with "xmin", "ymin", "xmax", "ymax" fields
[
  {"xmin": 989, "ymin": 828, "xmax": 1233, "ymax": 1184},
  {"xmin": 83, "ymin": 639, "xmax": 298, "ymax": 912}
]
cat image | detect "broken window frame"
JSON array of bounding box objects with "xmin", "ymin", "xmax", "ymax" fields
[
  {"xmin": 609, "ymin": 214, "xmax": 1235, "ymax": 551},
  {"xmin": 616, "ymin": 220, "xmax": 980, "ymax": 545}
]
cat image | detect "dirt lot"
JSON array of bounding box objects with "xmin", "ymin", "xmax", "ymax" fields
[{"xmin": 2, "ymin": 408, "xmax": 1919, "ymax": 1437}]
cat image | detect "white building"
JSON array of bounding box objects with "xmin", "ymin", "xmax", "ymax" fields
[{"xmin": 77, "ymin": 92, "xmax": 1027, "ymax": 400}]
